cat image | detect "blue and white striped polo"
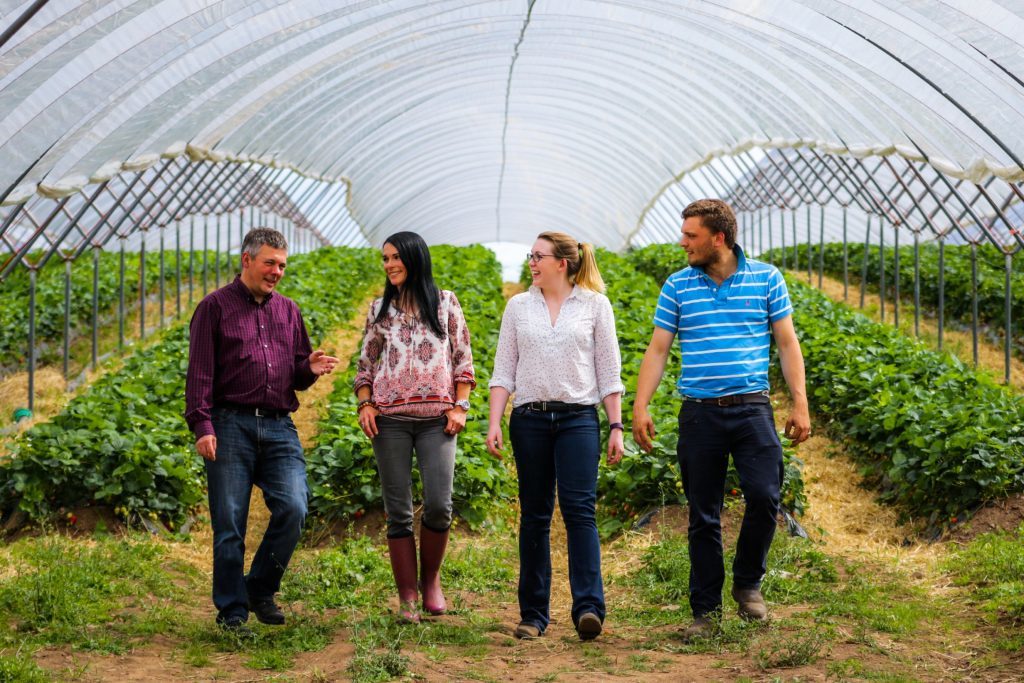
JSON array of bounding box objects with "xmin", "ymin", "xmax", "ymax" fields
[{"xmin": 653, "ymin": 245, "xmax": 792, "ymax": 399}]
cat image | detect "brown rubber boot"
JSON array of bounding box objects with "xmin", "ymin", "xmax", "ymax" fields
[
  {"xmin": 387, "ymin": 536, "xmax": 420, "ymax": 623},
  {"xmin": 419, "ymin": 525, "xmax": 449, "ymax": 615}
]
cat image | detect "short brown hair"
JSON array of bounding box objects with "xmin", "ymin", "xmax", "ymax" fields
[
  {"xmin": 241, "ymin": 228, "xmax": 288, "ymax": 260},
  {"xmin": 682, "ymin": 199, "xmax": 737, "ymax": 248}
]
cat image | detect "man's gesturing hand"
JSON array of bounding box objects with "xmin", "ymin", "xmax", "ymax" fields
[{"xmin": 310, "ymin": 350, "xmax": 339, "ymax": 376}]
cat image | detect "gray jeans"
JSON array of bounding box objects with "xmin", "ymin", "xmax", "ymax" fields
[{"xmin": 372, "ymin": 415, "xmax": 456, "ymax": 538}]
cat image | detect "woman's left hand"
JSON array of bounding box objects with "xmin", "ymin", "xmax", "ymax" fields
[
  {"xmin": 444, "ymin": 407, "xmax": 467, "ymax": 436},
  {"xmin": 606, "ymin": 428, "xmax": 624, "ymax": 466}
]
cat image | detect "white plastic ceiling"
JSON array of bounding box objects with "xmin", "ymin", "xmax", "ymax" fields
[{"xmin": 2, "ymin": 0, "xmax": 1023, "ymax": 248}]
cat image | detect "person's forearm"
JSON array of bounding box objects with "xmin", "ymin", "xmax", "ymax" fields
[
  {"xmin": 778, "ymin": 343, "xmax": 808, "ymax": 409},
  {"xmin": 634, "ymin": 348, "xmax": 669, "ymax": 412},
  {"xmin": 455, "ymin": 381, "xmax": 472, "ymax": 402},
  {"xmin": 356, "ymin": 385, "xmax": 372, "ymax": 403},
  {"xmin": 489, "ymin": 387, "xmax": 510, "ymax": 426},
  {"xmin": 601, "ymin": 392, "xmax": 622, "ymax": 424}
]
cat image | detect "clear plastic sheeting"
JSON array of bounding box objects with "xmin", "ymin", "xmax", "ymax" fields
[{"xmin": 1, "ymin": 1, "xmax": 1023, "ymax": 249}]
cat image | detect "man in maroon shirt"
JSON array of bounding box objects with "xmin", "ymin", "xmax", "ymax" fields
[{"xmin": 185, "ymin": 228, "xmax": 338, "ymax": 633}]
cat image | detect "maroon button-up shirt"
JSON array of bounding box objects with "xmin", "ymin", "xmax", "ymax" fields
[{"xmin": 185, "ymin": 276, "xmax": 316, "ymax": 439}]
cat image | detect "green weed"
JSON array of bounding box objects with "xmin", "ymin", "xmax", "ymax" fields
[
  {"xmin": 754, "ymin": 625, "xmax": 831, "ymax": 669},
  {"xmin": 943, "ymin": 524, "xmax": 1024, "ymax": 626}
]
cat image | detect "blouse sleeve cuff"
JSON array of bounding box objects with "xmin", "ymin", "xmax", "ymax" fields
[{"xmin": 488, "ymin": 378, "xmax": 515, "ymax": 394}]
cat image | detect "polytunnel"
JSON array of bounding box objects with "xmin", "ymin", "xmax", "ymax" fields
[{"xmin": 0, "ymin": 0, "xmax": 1023, "ymax": 401}]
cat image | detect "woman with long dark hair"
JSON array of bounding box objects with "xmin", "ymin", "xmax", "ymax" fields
[{"xmin": 354, "ymin": 231, "xmax": 475, "ymax": 623}]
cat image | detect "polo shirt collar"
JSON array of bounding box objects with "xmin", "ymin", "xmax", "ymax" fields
[{"xmin": 692, "ymin": 244, "xmax": 748, "ymax": 279}]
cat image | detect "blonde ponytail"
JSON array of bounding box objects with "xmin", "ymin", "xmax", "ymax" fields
[{"xmin": 536, "ymin": 231, "xmax": 606, "ymax": 293}]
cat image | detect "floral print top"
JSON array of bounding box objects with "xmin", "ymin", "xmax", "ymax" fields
[{"xmin": 354, "ymin": 290, "xmax": 475, "ymax": 417}]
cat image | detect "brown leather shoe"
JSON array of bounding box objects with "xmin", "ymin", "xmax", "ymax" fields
[
  {"xmin": 731, "ymin": 586, "xmax": 768, "ymax": 621},
  {"xmin": 514, "ymin": 622, "xmax": 542, "ymax": 639},
  {"xmin": 576, "ymin": 612, "xmax": 602, "ymax": 641},
  {"xmin": 679, "ymin": 615, "xmax": 717, "ymax": 642}
]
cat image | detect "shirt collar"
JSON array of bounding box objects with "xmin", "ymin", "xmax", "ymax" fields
[
  {"xmin": 528, "ymin": 284, "xmax": 581, "ymax": 300},
  {"xmin": 692, "ymin": 244, "xmax": 747, "ymax": 278},
  {"xmin": 231, "ymin": 275, "xmax": 273, "ymax": 304}
]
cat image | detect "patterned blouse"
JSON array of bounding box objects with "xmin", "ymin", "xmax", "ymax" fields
[
  {"xmin": 489, "ymin": 285, "xmax": 623, "ymax": 407},
  {"xmin": 354, "ymin": 290, "xmax": 475, "ymax": 417}
]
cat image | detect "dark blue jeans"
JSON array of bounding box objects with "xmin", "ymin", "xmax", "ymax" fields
[
  {"xmin": 510, "ymin": 405, "xmax": 604, "ymax": 632},
  {"xmin": 206, "ymin": 407, "xmax": 309, "ymax": 623},
  {"xmin": 677, "ymin": 401, "xmax": 783, "ymax": 619}
]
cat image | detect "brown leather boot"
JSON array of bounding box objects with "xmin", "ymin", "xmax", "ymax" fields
[
  {"xmin": 731, "ymin": 586, "xmax": 768, "ymax": 621},
  {"xmin": 419, "ymin": 525, "xmax": 449, "ymax": 615},
  {"xmin": 387, "ymin": 536, "xmax": 420, "ymax": 623},
  {"xmin": 679, "ymin": 615, "xmax": 718, "ymax": 642}
]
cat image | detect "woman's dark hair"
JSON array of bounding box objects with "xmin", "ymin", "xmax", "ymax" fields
[{"xmin": 375, "ymin": 231, "xmax": 445, "ymax": 338}]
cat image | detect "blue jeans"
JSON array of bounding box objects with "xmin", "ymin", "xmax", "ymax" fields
[
  {"xmin": 510, "ymin": 405, "xmax": 604, "ymax": 632},
  {"xmin": 676, "ymin": 401, "xmax": 783, "ymax": 618},
  {"xmin": 206, "ymin": 407, "xmax": 309, "ymax": 623}
]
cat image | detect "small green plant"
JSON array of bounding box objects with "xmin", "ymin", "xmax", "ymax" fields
[
  {"xmin": 754, "ymin": 626, "xmax": 830, "ymax": 669},
  {"xmin": 943, "ymin": 523, "xmax": 1024, "ymax": 627}
]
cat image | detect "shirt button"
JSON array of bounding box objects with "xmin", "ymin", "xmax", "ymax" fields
[
  {"xmin": 264, "ymin": 344, "xmax": 268, "ymax": 348},
  {"xmin": 268, "ymin": 363, "xmax": 272, "ymax": 367}
]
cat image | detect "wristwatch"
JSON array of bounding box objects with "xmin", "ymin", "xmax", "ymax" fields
[{"xmin": 454, "ymin": 399, "xmax": 470, "ymax": 411}]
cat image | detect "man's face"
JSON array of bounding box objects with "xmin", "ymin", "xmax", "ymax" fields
[
  {"xmin": 240, "ymin": 245, "xmax": 287, "ymax": 299},
  {"xmin": 381, "ymin": 242, "xmax": 407, "ymax": 289},
  {"xmin": 679, "ymin": 216, "xmax": 722, "ymax": 268}
]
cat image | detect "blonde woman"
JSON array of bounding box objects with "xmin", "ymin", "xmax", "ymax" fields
[{"xmin": 487, "ymin": 231, "xmax": 624, "ymax": 641}]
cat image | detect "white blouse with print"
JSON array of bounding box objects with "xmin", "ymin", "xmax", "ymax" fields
[{"xmin": 489, "ymin": 285, "xmax": 623, "ymax": 407}]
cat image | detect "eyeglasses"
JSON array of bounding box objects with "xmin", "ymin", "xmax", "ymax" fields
[{"xmin": 526, "ymin": 252, "xmax": 557, "ymax": 263}]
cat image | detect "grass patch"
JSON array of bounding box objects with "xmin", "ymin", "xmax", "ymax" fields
[
  {"xmin": 943, "ymin": 524, "xmax": 1024, "ymax": 628},
  {"xmin": 282, "ymin": 535, "xmax": 392, "ymax": 611},
  {"xmin": 0, "ymin": 650, "xmax": 49, "ymax": 682},
  {"xmin": 443, "ymin": 538, "xmax": 517, "ymax": 593},
  {"xmin": 754, "ymin": 624, "xmax": 831, "ymax": 669},
  {"xmin": 0, "ymin": 534, "xmax": 187, "ymax": 651}
]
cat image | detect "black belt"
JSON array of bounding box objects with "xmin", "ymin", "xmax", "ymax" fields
[
  {"xmin": 522, "ymin": 401, "xmax": 593, "ymax": 412},
  {"xmin": 217, "ymin": 403, "xmax": 289, "ymax": 419},
  {"xmin": 684, "ymin": 391, "xmax": 770, "ymax": 407}
]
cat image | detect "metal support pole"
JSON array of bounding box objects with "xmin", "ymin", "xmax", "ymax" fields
[
  {"xmin": 913, "ymin": 232, "xmax": 921, "ymax": 337},
  {"xmin": 860, "ymin": 216, "xmax": 871, "ymax": 309},
  {"xmin": 893, "ymin": 225, "xmax": 900, "ymax": 329},
  {"xmin": 63, "ymin": 259, "xmax": 71, "ymax": 380},
  {"xmin": 938, "ymin": 237, "xmax": 945, "ymax": 351},
  {"xmin": 27, "ymin": 269, "xmax": 36, "ymax": 411},
  {"xmin": 971, "ymin": 242, "xmax": 979, "ymax": 367},
  {"xmin": 92, "ymin": 246, "xmax": 99, "ymax": 370},
  {"xmin": 879, "ymin": 219, "xmax": 886, "ymax": 323},
  {"xmin": 780, "ymin": 209, "xmax": 787, "ymax": 269},
  {"xmin": 215, "ymin": 213, "xmax": 221, "ymax": 290},
  {"xmin": 817, "ymin": 204, "xmax": 824, "ymax": 289},
  {"xmin": 1006, "ymin": 252, "xmax": 1013, "ymax": 385},
  {"xmin": 139, "ymin": 229, "xmax": 147, "ymax": 341},
  {"xmin": 806, "ymin": 203, "xmax": 813, "ymax": 283},
  {"xmin": 842, "ymin": 206, "xmax": 849, "ymax": 301},
  {"xmin": 159, "ymin": 225, "xmax": 165, "ymax": 329},
  {"xmin": 119, "ymin": 238, "xmax": 126, "ymax": 351},
  {"xmin": 175, "ymin": 220, "xmax": 182, "ymax": 318}
]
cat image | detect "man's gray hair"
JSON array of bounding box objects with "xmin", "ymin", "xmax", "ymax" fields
[{"xmin": 241, "ymin": 228, "xmax": 288, "ymax": 260}]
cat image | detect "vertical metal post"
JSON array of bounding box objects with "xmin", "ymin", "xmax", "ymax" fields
[
  {"xmin": 817, "ymin": 204, "xmax": 824, "ymax": 288},
  {"xmin": 893, "ymin": 225, "xmax": 900, "ymax": 329},
  {"xmin": 792, "ymin": 207, "xmax": 798, "ymax": 271},
  {"xmin": 1006, "ymin": 252, "xmax": 1013, "ymax": 385},
  {"xmin": 139, "ymin": 229, "xmax": 147, "ymax": 341},
  {"xmin": 27, "ymin": 269, "xmax": 36, "ymax": 411},
  {"xmin": 175, "ymin": 220, "xmax": 182, "ymax": 318},
  {"xmin": 878, "ymin": 219, "xmax": 886, "ymax": 323},
  {"xmin": 971, "ymin": 242, "xmax": 979, "ymax": 367},
  {"xmin": 938, "ymin": 237, "xmax": 945, "ymax": 351},
  {"xmin": 780, "ymin": 209, "xmax": 786, "ymax": 269},
  {"xmin": 63, "ymin": 259, "xmax": 71, "ymax": 379},
  {"xmin": 913, "ymin": 232, "xmax": 921, "ymax": 337},
  {"xmin": 203, "ymin": 215, "xmax": 209, "ymax": 295},
  {"xmin": 842, "ymin": 207, "xmax": 848, "ymax": 301},
  {"xmin": 215, "ymin": 213, "xmax": 221, "ymax": 290},
  {"xmin": 159, "ymin": 225, "xmax": 166, "ymax": 329},
  {"xmin": 767, "ymin": 210, "xmax": 774, "ymax": 265},
  {"xmin": 806, "ymin": 203, "xmax": 812, "ymax": 283},
  {"xmin": 757, "ymin": 210, "xmax": 763, "ymax": 257},
  {"xmin": 119, "ymin": 238, "xmax": 126, "ymax": 351},
  {"xmin": 188, "ymin": 214, "xmax": 195, "ymax": 304},
  {"xmin": 239, "ymin": 207, "xmax": 245, "ymax": 272},
  {"xmin": 92, "ymin": 246, "xmax": 99, "ymax": 370},
  {"xmin": 860, "ymin": 216, "xmax": 870, "ymax": 309}
]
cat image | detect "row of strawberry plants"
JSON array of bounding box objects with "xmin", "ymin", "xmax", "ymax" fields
[
  {"xmin": 0, "ymin": 247, "xmax": 379, "ymax": 527},
  {"xmin": 306, "ymin": 245, "xmax": 517, "ymax": 530},
  {"xmin": 787, "ymin": 277, "xmax": 1024, "ymax": 525},
  {"xmin": 596, "ymin": 249, "xmax": 806, "ymax": 537},
  {"xmin": 762, "ymin": 242, "xmax": 1023, "ymax": 351},
  {"xmin": 0, "ymin": 250, "xmax": 237, "ymax": 371}
]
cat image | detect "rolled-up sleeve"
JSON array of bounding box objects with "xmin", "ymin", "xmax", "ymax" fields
[
  {"xmin": 447, "ymin": 292, "xmax": 476, "ymax": 387},
  {"xmin": 594, "ymin": 295, "xmax": 624, "ymax": 400},
  {"xmin": 488, "ymin": 297, "xmax": 519, "ymax": 394},
  {"xmin": 353, "ymin": 301, "xmax": 383, "ymax": 393}
]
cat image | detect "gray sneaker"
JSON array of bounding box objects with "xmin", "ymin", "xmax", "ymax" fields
[{"xmin": 731, "ymin": 586, "xmax": 768, "ymax": 621}]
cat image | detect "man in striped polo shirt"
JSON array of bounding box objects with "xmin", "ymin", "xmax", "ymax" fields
[{"xmin": 632, "ymin": 198, "xmax": 810, "ymax": 641}]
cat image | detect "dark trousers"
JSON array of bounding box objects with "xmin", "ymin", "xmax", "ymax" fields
[
  {"xmin": 510, "ymin": 405, "xmax": 604, "ymax": 632},
  {"xmin": 677, "ymin": 401, "xmax": 783, "ymax": 618},
  {"xmin": 206, "ymin": 408, "xmax": 309, "ymax": 623}
]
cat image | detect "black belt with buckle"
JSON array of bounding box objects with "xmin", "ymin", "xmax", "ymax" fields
[
  {"xmin": 684, "ymin": 391, "xmax": 770, "ymax": 407},
  {"xmin": 523, "ymin": 401, "xmax": 593, "ymax": 412},
  {"xmin": 218, "ymin": 403, "xmax": 289, "ymax": 419}
]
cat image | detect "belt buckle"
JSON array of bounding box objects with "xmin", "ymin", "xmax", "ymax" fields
[
  {"xmin": 254, "ymin": 407, "xmax": 267, "ymax": 418},
  {"xmin": 540, "ymin": 401, "xmax": 547, "ymax": 411},
  {"xmin": 715, "ymin": 397, "xmax": 730, "ymax": 407}
]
